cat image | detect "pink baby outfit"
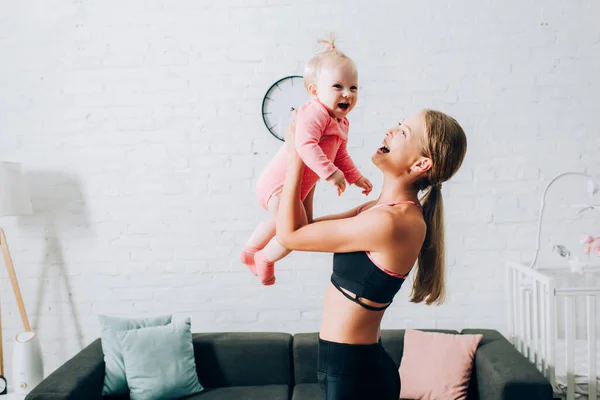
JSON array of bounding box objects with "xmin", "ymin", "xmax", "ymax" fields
[{"xmin": 256, "ymin": 100, "xmax": 363, "ymax": 210}]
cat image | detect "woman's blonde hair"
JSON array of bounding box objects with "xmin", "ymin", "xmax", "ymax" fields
[
  {"xmin": 304, "ymin": 33, "xmax": 356, "ymax": 89},
  {"xmin": 410, "ymin": 110, "xmax": 467, "ymax": 306}
]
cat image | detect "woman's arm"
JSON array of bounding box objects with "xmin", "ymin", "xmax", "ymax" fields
[
  {"xmin": 302, "ymin": 185, "xmax": 315, "ymax": 224},
  {"xmin": 303, "ymin": 183, "xmax": 373, "ymax": 223},
  {"xmin": 278, "ymin": 210, "xmax": 399, "ymax": 253},
  {"xmin": 276, "ymin": 120, "xmax": 397, "ymax": 253}
]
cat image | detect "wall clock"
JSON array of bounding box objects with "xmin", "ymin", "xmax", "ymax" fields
[{"xmin": 261, "ymin": 75, "xmax": 307, "ymax": 141}]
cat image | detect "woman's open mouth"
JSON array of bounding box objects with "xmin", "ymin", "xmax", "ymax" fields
[{"xmin": 378, "ymin": 141, "xmax": 390, "ymax": 154}]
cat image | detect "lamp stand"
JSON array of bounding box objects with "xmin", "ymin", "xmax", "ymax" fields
[
  {"xmin": 0, "ymin": 300, "xmax": 5, "ymax": 395},
  {"xmin": 0, "ymin": 227, "xmax": 39, "ymax": 395},
  {"xmin": 0, "ymin": 229, "xmax": 31, "ymax": 332}
]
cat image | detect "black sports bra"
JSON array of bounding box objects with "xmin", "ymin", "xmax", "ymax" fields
[{"xmin": 330, "ymin": 201, "xmax": 423, "ymax": 311}]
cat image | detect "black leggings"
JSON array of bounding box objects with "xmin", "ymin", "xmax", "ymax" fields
[{"xmin": 317, "ymin": 338, "xmax": 401, "ymax": 400}]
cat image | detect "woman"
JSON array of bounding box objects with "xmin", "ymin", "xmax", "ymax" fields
[{"xmin": 275, "ymin": 109, "xmax": 467, "ymax": 399}]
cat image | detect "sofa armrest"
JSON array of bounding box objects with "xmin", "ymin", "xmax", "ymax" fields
[
  {"xmin": 26, "ymin": 339, "xmax": 106, "ymax": 400},
  {"xmin": 473, "ymin": 338, "xmax": 553, "ymax": 400}
]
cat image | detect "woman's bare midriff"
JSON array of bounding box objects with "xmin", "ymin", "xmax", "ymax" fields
[
  {"xmin": 319, "ymin": 283, "xmax": 387, "ymax": 344},
  {"xmin": 317, "ymin": 206, "xmax": 425, "ymax": 345}
]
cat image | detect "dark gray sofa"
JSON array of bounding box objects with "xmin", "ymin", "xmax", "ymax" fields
[{"xmin": 25, "ymin": 329, "xmax": 553, "ymax": 400}]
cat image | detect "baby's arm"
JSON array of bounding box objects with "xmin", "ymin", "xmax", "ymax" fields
[
  {"xmin": 295, "ymin": 105, "xmax": 339, "ymax": 180},
  {"xmin": 334, "ymin": 140, "xmax": 363, "ymax": 185}
]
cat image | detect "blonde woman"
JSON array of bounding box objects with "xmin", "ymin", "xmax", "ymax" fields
[{"xmin": 276, "ymin": 109, "xmax": 467, "ymax": 399}]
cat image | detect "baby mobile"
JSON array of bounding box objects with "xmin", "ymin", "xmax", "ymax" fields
[{"xmin": 529, "ymin": 171, "xmax": 600, "ymax": 274}]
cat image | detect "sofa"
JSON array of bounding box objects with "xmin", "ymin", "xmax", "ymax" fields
[{"xmin": 25, "ymin": 329, "xmax": 553, "ymax": 400}]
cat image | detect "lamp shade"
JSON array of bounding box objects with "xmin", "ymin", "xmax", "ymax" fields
[{"xmin": 0, "ymin": 162, "xmax": 32, "ymax": 217}]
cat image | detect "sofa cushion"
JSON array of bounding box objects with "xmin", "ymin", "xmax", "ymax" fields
[
  {"xmin": 117, "ymin": 317, "xmax": 204, "ymax": 400},
  {"xmin": 192, "ymin": 332, "xmax": 292, "ymax": 388},
  {"xmin": 288, "ymin": 381, "xmax": 427, "ymax": 399},
  {"xmin": 98, "ymin": 314, "xmax": 172, "ymax": 396},
  {"xmin": 381, "ymin": 329, "xmax": 460, "ymax": 367},
  {"xmin": 399, "ymin": 329, "xmax": 483, "ymax": 400},
  {"xmin": 186, "ymin": 385, "xmax": 289, "ymax": 400}
]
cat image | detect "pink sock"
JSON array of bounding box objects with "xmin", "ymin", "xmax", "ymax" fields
[
  {"xmin": 254, "ymin": 250, "xmax": 276, "ymax": 286},
  {"xmin": 240, "ymin": 246, "xmax": 260, "ymax": 275}
]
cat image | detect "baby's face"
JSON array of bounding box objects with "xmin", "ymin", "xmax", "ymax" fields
[{"xmin": 315, "ymin": 60, "xmax": 358, "ymax": 119}]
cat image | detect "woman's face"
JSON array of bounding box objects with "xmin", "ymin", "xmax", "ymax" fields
[{"xmin": 372, "ymin": 111, "xmax": 429, "ymax": 175}]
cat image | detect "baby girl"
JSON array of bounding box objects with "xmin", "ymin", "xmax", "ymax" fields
[{"xmin": 241, "ymin": 36, "xmax": 372, "ymax": 285}]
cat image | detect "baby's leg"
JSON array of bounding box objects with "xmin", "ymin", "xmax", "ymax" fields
[
  {"xmin": 240, "ymin": 219, "xmax": 275, "ymax": 275},
  {"xmin": 255, "ymin": 192, "xmax": 308, "ymax": 285}
]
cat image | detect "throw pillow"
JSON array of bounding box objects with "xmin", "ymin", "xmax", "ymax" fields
[
  {"xmin": 116, "ymin": 317, "xmax": 204, "ymax": 400},
  {"xmin": 399, "ymin": 329, "xmax": 483, "ymax": 400},
  {"xmin": 99, "ymin": 314, "xmax": 172, "ymax": 396}
]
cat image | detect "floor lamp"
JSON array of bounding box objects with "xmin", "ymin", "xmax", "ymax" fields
[{"xmin": 0, "ymin": 162, "xmax": 43, "ymax": 395}]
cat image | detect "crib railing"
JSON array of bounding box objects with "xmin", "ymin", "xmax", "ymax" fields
[
  {"xmin": 507, "ymin": 262, "xmax": 600, "ymax": 400},
  {"xmin": 507, "ymin": 262, "xmax": 557, "ymax": 388},
  {"xmin": 555, "ymin": 287, "xmax": 598, "ymax": 400}
]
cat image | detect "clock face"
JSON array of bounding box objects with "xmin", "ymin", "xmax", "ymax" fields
[{"xmin": 261, "ymin": 75, "xmax": 308, "ymax": 141}]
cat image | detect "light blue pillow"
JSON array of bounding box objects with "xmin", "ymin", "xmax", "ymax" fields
[
  {"xmin": 99, "ymin": 314, "xmax": 172, "ymax": 396},
  {"xmin": 116, "ymin": 317, "xmax": 204, "ymax": 400}
]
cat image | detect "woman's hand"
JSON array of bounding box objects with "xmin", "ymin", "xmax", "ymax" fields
[{"xmin": 276, "ymin": 110, "xmax": 307, "ymax": 245}]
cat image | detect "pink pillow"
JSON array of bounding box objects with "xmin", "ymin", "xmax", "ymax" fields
[{"xmin": 398, "ymin": 329, "xmax": 483, "ymax": 400}]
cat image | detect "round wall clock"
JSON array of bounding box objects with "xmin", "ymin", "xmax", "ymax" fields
[{"xmin": 261, "ymin": 75, "xmax": 307, "ymax": 141}]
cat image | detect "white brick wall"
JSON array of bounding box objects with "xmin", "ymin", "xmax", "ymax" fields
[{"xmin": 1, "ymin": 0, "xmax": 599, "ymax": 380}]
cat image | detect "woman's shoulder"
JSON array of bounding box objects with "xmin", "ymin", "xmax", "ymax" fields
[
  {"xmin": 391, "ymin": 205, "xmax": 427, "ymax": 245},
  {"xmin": 354, "ymin": 200, "xmax": 377, "ymax": 215},
  {"xmin": 368, "ymin": 202, "xmax": 426, "ymax": 239}
]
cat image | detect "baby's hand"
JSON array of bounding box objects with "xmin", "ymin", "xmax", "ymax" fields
[
  {"xmin": 326, "ymin": 170, "xmax": 346, "ymax": 196},
  {"xmin": 354, "ymin": 176, "xmax": 373, "ymax": 196}
]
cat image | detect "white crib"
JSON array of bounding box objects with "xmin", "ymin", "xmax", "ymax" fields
[{"xmin": 507, "ymin": 261, "xmax": 600, "ymax": 400}]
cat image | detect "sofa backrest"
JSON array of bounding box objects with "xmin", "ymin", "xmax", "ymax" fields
[
  {"xmin": 192, "ymin": 332, "xmax": 292, "ymax": 388},
  {"xmin": 292, "ymin": 333, "xmax": 319, "ymax": 385}
]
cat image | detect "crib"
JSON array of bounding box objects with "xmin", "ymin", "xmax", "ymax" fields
[{"xmin": 507, "ymin": 261, "xmax": 600, "ymax": 400}]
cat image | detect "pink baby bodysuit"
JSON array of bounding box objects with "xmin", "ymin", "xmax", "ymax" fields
[{"xmin": 256, "ymin": 100, "xmax": 363, "ymax": 210}]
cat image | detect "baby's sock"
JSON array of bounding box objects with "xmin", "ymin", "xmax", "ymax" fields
[
  {"xmin": 240, "ymin": 245, "xmax": 260, "ymax": 275},
  {"xmin": 254, "ymin": 250, "xmax": 276, "ymax": 286}
]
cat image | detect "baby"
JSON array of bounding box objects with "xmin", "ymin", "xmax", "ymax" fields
[{"xmin": 241, "ymin": 36, "xmax": 372, "ymax": 285}]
